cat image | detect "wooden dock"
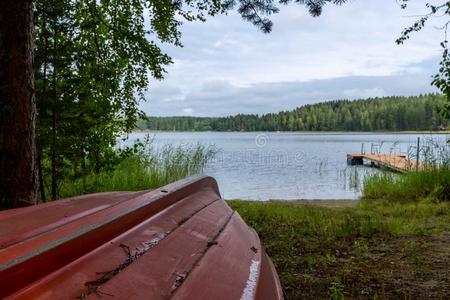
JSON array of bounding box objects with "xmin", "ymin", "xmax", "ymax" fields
[{"xmin": 347, "ymin": 153, "xmax": 423, "ymax": 173}]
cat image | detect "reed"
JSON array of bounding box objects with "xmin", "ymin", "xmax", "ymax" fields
[
  {"xmin": 362, "ymin": 166, "xmax": 450, "ymax": 203},
  {"xmin": 57, "ymin": 143, "xmax": 217, "ymax": 198}
]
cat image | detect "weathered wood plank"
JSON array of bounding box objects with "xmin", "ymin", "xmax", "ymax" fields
[
  {"xmin": 0, "ymin": 176, "xmax": 283, "ymax": 300},
  {"xmin": 171, "ymin": 213, "xmax": 266, "ymax": 300},
  {"xmin": 347, "ymin": 153, "xmax": 424, "ymax": 173},
  {"xmin": 90, "ymin": 200, "xmax": 232, "ymax": 300},
  {"xmin": 8, "ymin": 189, "xmax": 220, "ymax": 299},
  {"xmin": 0, "ymin": 191, "xmax": 148, "ymax": 248},
  {"xmin": 0, "ymin": 176, "xmax": 219, "ymax": 298}
]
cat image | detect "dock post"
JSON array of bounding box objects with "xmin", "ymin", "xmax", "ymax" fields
[
  {"xmin": 347, "ymin": 154, "xmax": 364, "ymax": 165},
  {"xmin": 416, "ymin": 137, "xmax": 420, "ymax": 171}
]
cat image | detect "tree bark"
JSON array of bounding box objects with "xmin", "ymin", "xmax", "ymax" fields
[{"xmin": 0, "ymin": 0, "xmax": 37, "ymax": 208}]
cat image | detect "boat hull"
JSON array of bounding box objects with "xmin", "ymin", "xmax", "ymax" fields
[{"xmin": 0, "ymin": 176, "xmax": 283, "ymax": 300}]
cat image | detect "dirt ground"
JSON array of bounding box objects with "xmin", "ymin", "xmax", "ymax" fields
[
  {"xmin": 230, "ymin": 200, "xmax": 450, "ymax": 299},
  {"xmin": 268, "ymin": 199, "xmax": 357, "ymax": 207}
]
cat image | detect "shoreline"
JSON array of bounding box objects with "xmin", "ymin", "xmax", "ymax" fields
[
  {"xmin": 133, "ymin": 129, "xmax": 450, "ymax": 134},
  {"xmin": 226, "ymin": 199, "xmax": 358, "ymax": 207},
  {"xmin": 267, "ymin": 199, "xmax": 357, "ymax": 206}
]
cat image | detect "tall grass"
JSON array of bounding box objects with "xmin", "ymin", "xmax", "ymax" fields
[
  {"xmin": 415, "ymin": 136, "xmax": 450, "ymax": 166},
  {"xmin": 57, "ymin": 143, "xmax": 217, "ymax": 198},
  {"xmin": 363, "ymin": 137, "xmax": 450, "ymax": 203},
  {"xmin": 362, "ymin": 167, "xmax": 450, "ymax": 203}
]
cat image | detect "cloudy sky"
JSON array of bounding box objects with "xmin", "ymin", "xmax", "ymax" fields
[{"xmin": 141, "ymin": 0, "xmax": 445, "ymax": 117}]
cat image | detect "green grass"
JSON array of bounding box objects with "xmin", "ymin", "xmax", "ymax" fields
[
  {"xmin": 228, "ymin": 200, "xmax": 449, "ymax": 299},
  {"xmin": 57, "ymin": 143, "xmax": 217, "ymax": 198},
  {"xmin": 363, "ymin": 167, "xmax": 450, "ymax": 203},
  {"xmin": 228, "ymin": 168, "xmax": 450, "ymax": 299}
]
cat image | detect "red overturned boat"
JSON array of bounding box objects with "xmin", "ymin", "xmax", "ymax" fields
[{"xmin": 0, "ymin": 176, "xmax": 283, "ymax": 299}]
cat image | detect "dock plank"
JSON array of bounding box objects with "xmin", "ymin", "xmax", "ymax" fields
[{"xmin": 347, "ymin": 153, "xmax": 424, "ymax": 173}]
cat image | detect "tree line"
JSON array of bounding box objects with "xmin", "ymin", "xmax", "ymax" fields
[{"xmin": 144, "ymin": 94, "xmax": 449, "ymax": 132}]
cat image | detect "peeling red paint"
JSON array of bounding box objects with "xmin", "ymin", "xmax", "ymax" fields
[{"xmin": 0, "ymin": 176, "xmax": 282, "ymax": 299}]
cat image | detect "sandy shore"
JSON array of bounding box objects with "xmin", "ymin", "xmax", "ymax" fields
[{"xmin": 267, "ymin": 199, "xmax": 357, "ymax": 207}]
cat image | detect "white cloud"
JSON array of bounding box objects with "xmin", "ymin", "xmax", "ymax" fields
[
  {"xmin": 141, "ymin": 0, "xmax": 444, "ymax": 116},
  {"xmin": 182, "ymin": 108, "xmax": 194, "ymax": 115},
  {"xmin": 142, "ymin": 71, "xmax": 439, "ymax": 117}
]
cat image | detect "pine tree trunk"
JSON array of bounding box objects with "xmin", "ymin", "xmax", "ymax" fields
[{"xmin": 0, "ymin": 0, "xmax": 37, "ymax": 208}]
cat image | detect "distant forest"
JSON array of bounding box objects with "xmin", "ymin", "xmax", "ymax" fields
[{"xmin": 141, "ymin": 94, "xmax": 449, "ymax": 132}]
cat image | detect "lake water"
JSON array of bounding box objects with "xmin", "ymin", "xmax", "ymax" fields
[{"xmin": 124, "ymin": 132, "xmax": 449, "ymax": 200}]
